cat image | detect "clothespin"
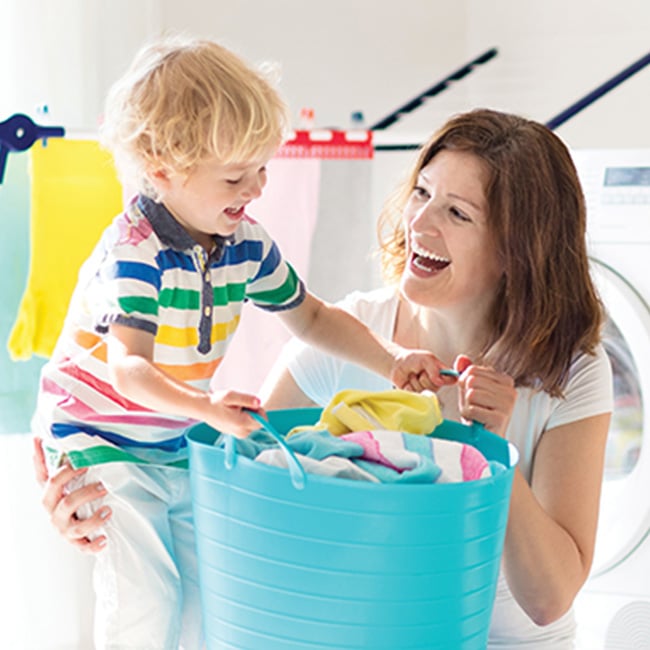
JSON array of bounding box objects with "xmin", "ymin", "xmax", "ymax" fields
[{"xmin": 0, "ymin": 113, "xmax": 65, "ymax": 184}]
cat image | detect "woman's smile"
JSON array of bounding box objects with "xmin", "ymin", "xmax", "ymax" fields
[{"xmin": 409, "ymin": 240, "xmax": 451, "ymax": 275}]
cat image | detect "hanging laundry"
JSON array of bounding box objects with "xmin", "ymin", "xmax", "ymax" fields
[
  {"xmin": 210, "ymin": 157, "xmax": 320, "ymax": 394},
  {"xmin": 8, "ymin": 139, "xmax": 123, "ymax": 360},
  {"xmin": 211, "ymin": 130, "xmax": 373, "ymax": 394},
  {"xmin": 0, "ymin": 152, "xmax": 46, "ymax": 432}
]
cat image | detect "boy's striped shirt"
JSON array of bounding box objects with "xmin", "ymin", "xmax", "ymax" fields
[{"xmin": 34, "ymin": 196, "xmax": 304, "ymax": 452}]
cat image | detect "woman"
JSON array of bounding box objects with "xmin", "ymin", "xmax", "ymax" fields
[
  {"xmin": 37, "ymin": 108, "xmax": 612, "ymax": 647},
  {"xmin": 260, "ymin": 108, "xmax": 612, "ymax": 647}
]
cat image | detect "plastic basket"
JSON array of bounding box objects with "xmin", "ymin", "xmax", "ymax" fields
[{"xmin": 187, "ymin": 408, "xmax": 518, "ymax": 650}]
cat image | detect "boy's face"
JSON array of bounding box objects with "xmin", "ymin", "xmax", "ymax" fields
[{"xmin": 151, "ymin": 148, "xmax": 275, "ymax": 247}]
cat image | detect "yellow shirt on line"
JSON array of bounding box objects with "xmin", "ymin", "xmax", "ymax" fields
[{"xmin": 8, "ymin": 139, "xmax": 123, "ymax": 360}]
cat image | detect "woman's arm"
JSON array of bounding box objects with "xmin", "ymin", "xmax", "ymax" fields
[
  {"xmin": 455, "ymin": 355, "xmax": 611, "ymax": 624},
  {"xmin": 503, "ymin": 413, "xmax": 609, "ymax": 625}
]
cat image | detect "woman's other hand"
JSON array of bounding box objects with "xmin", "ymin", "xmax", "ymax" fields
[
  {"xmin": 454, "ymin": 354, "xmax": 517, "ymax": 437},
  {"xmin": 34, "ymin": 437, "xmax": 110, "ymax": 552}
]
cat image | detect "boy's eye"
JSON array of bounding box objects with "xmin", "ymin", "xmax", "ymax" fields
[
  {"xmin": 412, "ymin": 185, "xmax": 430, "ymax": 199},
  {"xmin": 226, "ymin": 178, "xmax": 243, "ymax": 185}
]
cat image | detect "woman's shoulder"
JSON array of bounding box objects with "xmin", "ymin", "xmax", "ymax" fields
[
  {"xmin": 545, "ymin": 343, "xmax": 614, "ymax": 426},
  {"xmin": 568, "ymin": 343, "xmax": 613, "ymax": 386}
]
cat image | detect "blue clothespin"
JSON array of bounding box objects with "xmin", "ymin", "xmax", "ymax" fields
[{"xmin": 0, "ymin": 113, "xmax": 65, "ymax": 184}]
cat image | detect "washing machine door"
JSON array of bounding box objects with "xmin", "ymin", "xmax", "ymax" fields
[{"xmin": 590, "ymin": 258, "xmax": 650, "ymax": 576}]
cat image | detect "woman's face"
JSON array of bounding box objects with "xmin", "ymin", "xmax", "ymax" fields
[{"xmin": 400, "ymin": 149, "xmax": 503, "ymax": 313}]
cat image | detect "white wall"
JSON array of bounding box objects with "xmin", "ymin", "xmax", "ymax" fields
[
  {"xmin": 0, "ymin": 0, "xmax": 162, "ymax": 131},
  {"xmin": 158, "ymin": 0, "xmax": 650, "ymax": 147},
  {"xmin": 465, "ymin": 0, "xmax": 650, "ymax": 148},
  {"xmin": 159, "ymin": 0, "xmax": 469, "ymax": 135},
  {"xmin": 4, "ymin": 0, "xmax": 648, "ymax": 144}
]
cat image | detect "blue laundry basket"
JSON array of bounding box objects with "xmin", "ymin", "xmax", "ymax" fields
[{"xmin": 187, "ymin": 408, "xmax": 518, "ymax": 650}]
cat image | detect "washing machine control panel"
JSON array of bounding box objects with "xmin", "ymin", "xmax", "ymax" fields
[{"xmin": 571, "ymin": 149, "xmax": 650, "ymax": 244}]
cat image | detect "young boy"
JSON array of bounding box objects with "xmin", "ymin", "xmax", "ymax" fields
[{"xmin": 33, "ymin": 35, "xmax": 449, "ymax": 649}]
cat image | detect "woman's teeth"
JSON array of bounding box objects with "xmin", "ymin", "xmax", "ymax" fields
[{"xmin": 411, "ymin": 241, "xmax": 451, "ymax": 272}]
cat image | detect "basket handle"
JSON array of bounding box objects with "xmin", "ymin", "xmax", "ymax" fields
[
  {"xmin": 240, "ymin": 409, "xmax": 306, "ymax": 490},
  {"xmin": 469, "ymin": 420, "xmax": 485, "ymax": 442}
]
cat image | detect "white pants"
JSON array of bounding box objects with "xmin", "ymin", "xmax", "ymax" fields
[{"xmin": 74, "ymin": 461, "xmax": 204, "ymax": 650}]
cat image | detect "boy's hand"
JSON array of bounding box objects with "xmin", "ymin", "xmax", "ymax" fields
[
  {"xmin": 205, "ymin": 390, "xmax": 267, "ymax": 438},
  {"xmin": 390, "ymin": 348, "xmax": 457, "ymax": 393}
]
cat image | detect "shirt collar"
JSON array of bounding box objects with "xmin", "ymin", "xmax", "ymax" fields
[{"xmin": 136, "ymin": 194, "xmax": 232, "ymax": 253}]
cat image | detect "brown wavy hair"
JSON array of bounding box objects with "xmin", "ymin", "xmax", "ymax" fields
[{"xmin": 378, "ymin": 108, "xmax": 604, "ymax": 396}]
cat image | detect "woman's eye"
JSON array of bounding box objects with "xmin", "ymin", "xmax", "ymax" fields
[
  {"xmin": 450, "ymin": 206, "xmax": 471, "ymax": 222},
  {"xmin": 226, "ymin": 178, "xmax": 243, "ymax": 185}
]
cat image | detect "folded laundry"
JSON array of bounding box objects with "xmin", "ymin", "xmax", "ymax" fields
[
  {"xmin": 226, "ymin": 391, "xmax": 501, "ymax": 483},
  {"xmin": 233, "ymin": 427, "xmax": 500, "ymax": 484},
  {"xmin": 288, "ymin": 388, "xmax": 443, "ymax": 437}
]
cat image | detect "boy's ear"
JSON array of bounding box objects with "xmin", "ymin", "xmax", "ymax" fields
[
  {"xmin": 147, "ymin": 167, "xmax": 169, "ymax": 184},
  {"xmin": 147, "ymin": 167, "xmax": 171, "ymax": 194}
]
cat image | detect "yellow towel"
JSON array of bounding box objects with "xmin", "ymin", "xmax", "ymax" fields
[
  {"xmin": 290, "ymin": 388, "xmax": 443, "ymax": 437},
  {"xmin": 7, "ymin": 139, "xmax": 123, "ymax": 360}
]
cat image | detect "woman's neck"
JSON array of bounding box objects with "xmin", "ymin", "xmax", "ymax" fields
[{"xmin": 393, "ymin": 295, "xmax": 490, "ymax": 365}]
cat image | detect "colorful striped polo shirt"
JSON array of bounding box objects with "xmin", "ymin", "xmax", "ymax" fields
[{"xmin": 34, "ymin": 195, "xmax": 305, "ymax": 452}]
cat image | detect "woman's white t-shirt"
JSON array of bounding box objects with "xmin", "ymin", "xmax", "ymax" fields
[{"xmin": 276, "ymin": 286, "xmax": 613, "ymax": 649}]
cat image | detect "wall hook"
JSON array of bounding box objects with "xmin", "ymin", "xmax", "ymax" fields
[{"xmin": 0, "ymin": 113, "xmax": 65, "ymax": 184}]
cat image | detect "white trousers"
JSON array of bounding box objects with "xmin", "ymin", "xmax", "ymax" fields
[{"xmin": 74, "ymin": 461, "xmax": 204, "ymax": 650}]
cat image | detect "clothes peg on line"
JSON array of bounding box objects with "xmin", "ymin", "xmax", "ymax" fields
[{"xmin": 0, "ymin": 113, "xmax": 65, "ymax": 184}]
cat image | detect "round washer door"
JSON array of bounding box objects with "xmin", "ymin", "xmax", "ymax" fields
[{"xmin": 590, "ymin": 258, "xmax": 650, "ymax": 576}]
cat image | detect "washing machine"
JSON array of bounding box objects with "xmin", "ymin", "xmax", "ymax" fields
[{"xmin": 570, "ymin": 149, "xmax": 650, "ymax": 649}]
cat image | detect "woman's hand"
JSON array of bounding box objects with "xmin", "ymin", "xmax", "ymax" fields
[
  {"xmin": 32, "ymin": 435, "xmax": 50, "ymax": 485},
  {"xmin": 454, "ymin": 355, "xmax": 517, "ymax": 437},
  {"xmin": 33, "ymin": 437, "xmax": 111, "ymax": 553}
]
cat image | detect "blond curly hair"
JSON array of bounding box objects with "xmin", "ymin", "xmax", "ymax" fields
[{"xmin": 100, "ymin": 34, "xmax": 289, "ymax": 196}]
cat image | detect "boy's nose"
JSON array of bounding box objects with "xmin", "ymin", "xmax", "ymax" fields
[{"xmin": 242, "ymin": 175, "xmax": 264, "ymax": 200}]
